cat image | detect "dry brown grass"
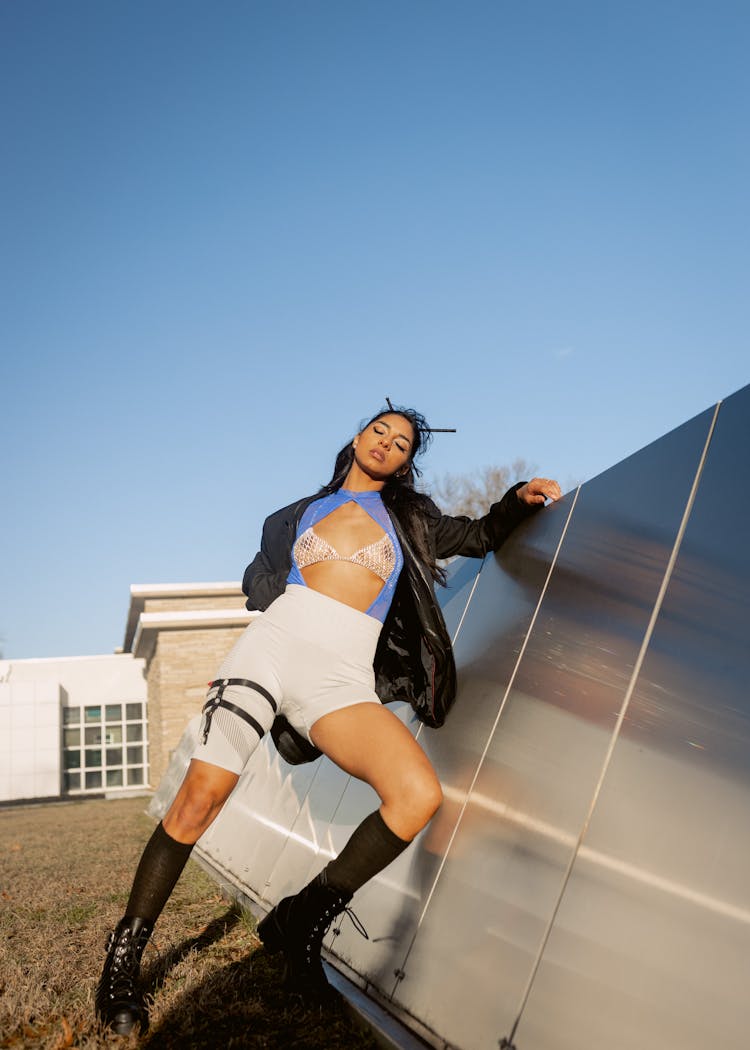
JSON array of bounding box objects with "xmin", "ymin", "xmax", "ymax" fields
[{"xmin": 0, "ymin": 797, "xmax": 377, "ymax": 1049}]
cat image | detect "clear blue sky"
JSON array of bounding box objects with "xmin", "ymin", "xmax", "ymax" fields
[{"xmin": 2, "ymin": 1, "xmax": 748, "ymax": 660}]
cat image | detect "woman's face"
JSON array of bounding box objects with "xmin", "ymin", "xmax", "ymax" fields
[{"xmin": 353, "ymin": 413, "xmax": 415, "ymax": 478}]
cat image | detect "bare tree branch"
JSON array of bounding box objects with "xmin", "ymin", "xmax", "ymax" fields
[{"xmin": 426, "ymin": 459, "xmax": 538, "ymax": 517}]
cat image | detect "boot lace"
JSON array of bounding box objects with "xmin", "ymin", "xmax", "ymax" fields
[
  {"xmin": 305, "ymin": 901, "xmax": 338, "ymax": 962},
  {"xmin": 333, "ymin": 905, "xmax": 369, "ymax": 942},
  {"xmin": 103, "ymin": 927, "xmax": 148, "ymax": 1001},
  {"xmin": 307, "ymin": 900, "xmax": 369, "ymax": 964}
]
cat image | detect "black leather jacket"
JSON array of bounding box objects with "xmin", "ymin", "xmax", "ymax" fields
[{"xmin": 242, "ymin": 484, "xmax": 536, "ymax": 728}]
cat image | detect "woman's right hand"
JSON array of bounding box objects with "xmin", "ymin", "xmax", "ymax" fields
[{"xmin": 516, "ymin": 478, "xmax": 562, "ymax": 505}]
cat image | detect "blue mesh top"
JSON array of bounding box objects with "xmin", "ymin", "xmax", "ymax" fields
[{"xmin": 286, "ymin": 488, "xmax": 403, "ymax": 623}]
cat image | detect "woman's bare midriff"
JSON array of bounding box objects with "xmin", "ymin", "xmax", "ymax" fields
[
  {"xmin": 300, "ymin": 501, "xmax": 388, "ymax": 612},
  {"xmin": 300, "ymin": 561, "xmax": 384, "ymax": 612}
]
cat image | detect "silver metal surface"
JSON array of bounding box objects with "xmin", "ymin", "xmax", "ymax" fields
[
  {"xmin": 514, "ymin": 386, "xmax": 750, "ymax": 1050},
  {"xmin": 386, "ymin": 406, "xmax": 717, "ymax": 1049}
]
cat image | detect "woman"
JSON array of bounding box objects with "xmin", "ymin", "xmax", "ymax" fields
[{"xmin": 96, "ymin": 405, "xmax": 560, "ymax": 1034}]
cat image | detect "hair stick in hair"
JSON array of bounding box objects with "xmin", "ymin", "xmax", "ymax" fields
[{"xmin": 385, "ymin": 396, "xmax": 456, "ymax": 433}]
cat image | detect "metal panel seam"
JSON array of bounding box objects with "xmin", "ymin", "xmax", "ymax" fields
[{"xmin": 450, "ymin": 562, "xmax": 484, "ymax": 648}]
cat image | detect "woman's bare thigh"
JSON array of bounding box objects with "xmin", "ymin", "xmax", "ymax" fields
[{"xmin": 310, "ymin": 703, "xmax": 442, "ymax": 840}]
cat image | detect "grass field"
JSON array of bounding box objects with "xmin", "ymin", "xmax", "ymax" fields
[{"xmin": 0, "ymin": 796, "xmax": 378, "ymax": 1049}]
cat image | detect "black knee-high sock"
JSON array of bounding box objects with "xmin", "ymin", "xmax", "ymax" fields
[
  {"xmin": 124, "ymin": 822, "xmax": 194, "ymax": 923},
  {"xmin": 322, "ymin": 810, "xmax": 411, "ymax": 896}
]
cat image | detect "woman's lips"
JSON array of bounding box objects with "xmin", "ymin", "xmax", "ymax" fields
[{"xmin": 369, "ymin": 448, "xmax": 385, "ymax": 462}]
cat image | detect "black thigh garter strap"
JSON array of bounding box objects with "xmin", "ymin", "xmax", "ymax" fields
[{"xmin": 201, "ymin": 678, "xmax": 278, "ymax": 745}]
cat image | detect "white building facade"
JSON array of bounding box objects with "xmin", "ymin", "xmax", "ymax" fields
[{"xmin": 0, "ymin": 653, "xmax": 147, "ymax": 802}]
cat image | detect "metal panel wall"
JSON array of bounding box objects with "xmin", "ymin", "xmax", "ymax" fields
[
  {"xmin": 512, "ymin": 385, "xmax": 750, "ymax": 1050},
  {"xmin": 150, "ymin": 386, "xmax": 749, "ymax": 1050}
]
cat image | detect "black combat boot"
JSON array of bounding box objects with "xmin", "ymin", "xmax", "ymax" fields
[
  {"xmin": 257, "ymin": 873, "xmax": 352, "ymax": 995},
  {"xmin": 95, "ymin": 916, "xmax": 153, "ymax": 1034}
]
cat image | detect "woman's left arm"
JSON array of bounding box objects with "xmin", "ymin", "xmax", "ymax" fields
[{"xmin": 430, "ymin": 478, "xmax": 562, "ymax": 561}]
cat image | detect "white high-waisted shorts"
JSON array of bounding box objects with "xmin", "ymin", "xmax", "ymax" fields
[{"xmin": 192, "ymin": 584, "xmax": 383, "ymax": 775}]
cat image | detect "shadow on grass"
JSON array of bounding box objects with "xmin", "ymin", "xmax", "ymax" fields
[
  {"xmin": 141, "ymin": 906, "xmax": 242, "ymax": 998},
  {"xmin": 140, "ymin": 913, "xmax": 375, "ymax": 1050}
]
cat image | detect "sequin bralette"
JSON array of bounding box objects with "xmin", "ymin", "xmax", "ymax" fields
[{"xmin": 293, "ymin": 527, "xmax": 396, "ymax": 583}]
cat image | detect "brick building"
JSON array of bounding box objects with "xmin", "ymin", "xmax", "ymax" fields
[{"xmin": 122, "ymin": 582, "xmax": 256, "ymax": 786}]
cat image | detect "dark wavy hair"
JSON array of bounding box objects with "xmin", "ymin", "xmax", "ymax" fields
[{"xmin": 320, "ymin": 405, "xmax": 446, "ymax": 584}]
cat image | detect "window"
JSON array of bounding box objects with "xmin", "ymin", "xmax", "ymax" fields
[{"xmin": 63, "ymin": 700, "xmax": 147, "ymax": 795}]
